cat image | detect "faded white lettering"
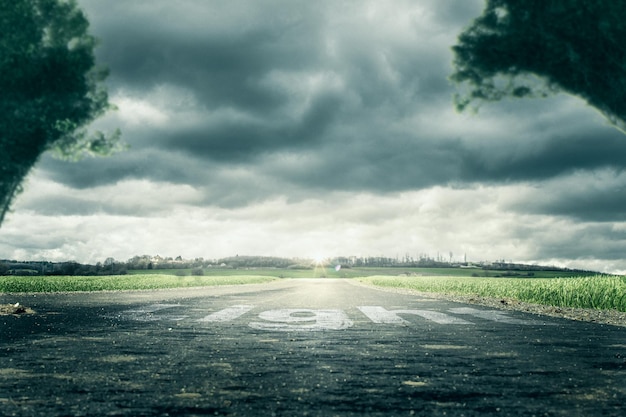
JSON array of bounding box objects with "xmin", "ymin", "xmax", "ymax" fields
[
  {"xmin": 198, "ymin": 305, "xmax": 254, "ymax": 322},
  {"xmin": 448, "ymin": 307, "xmax": 546, "ymax": 325},
  {"xmin": 249, "ymin": 309, "xmax": 354, "ymax": 332},
  {"xmin": 358, "ymin": 306, "xmax": 473, "ymax": 325},
  {"xmin": 112, "ymin": 304, "xmax": 554, "ymax": 328},
  {"xmin": 122, "ymin": 304, "xmax": 185, "ymax": 322}
]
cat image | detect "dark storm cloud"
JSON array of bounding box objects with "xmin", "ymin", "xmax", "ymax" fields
[
  {"xmin": 505, "ymin": 170, "xmax": 626, "ymax": 223},
  {"xmin": 458, "ymin": 129, "xmax": 626, "ymax": 183},
  {"xmin": 85, "ymin": 0, "xmax": 325, "ymax": 111},
  {"xmin": 45, "ymin": 0, "xmax": 479, "ymax": 198},
  {"xmin": 157, "ymin": 90, "xmax": 344, "ymax": 160},
  {"xmin": 77, "ymin": 1, "xmax": 470, "ymax": 159},
  {"xmin": 66, "ymin": 0, "xmax": 626, "ymax": 201},
  {"xmin": 39, "ymin": 122, "xmax": 626, "ymax": 210},
  {"xmin": 533, "ymin": 224, "xmax": 626, "ymax": 261},
  {"xmin": 432, "ymin": 1, "xmax": 485, "ymax": 27},
  {"xmin": 535, "ymin": 190, "xmax": 626, "ymax": 223},
  {"xmin": 37, "ymin": 151, "xmax": 193, "ymax": 189},
  {"xmin": 99, "ymin": 32, "xmax": 311, "ymax": 112},
  {"xmin": 261, "ymin": 125, "xmax": 626, "ymax": 196},
  {"xmin": 20, "ymin": 194, "xmax": 99, "ymax": 216}
]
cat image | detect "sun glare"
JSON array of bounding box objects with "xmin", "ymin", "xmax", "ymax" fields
[{"xmin": 312, "ymin": 254, "xmax": 326, "ymax": 265}]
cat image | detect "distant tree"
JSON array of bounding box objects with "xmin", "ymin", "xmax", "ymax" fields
[
  {"xmin": 451, "ymin": 0, "xmax": 626, "ymax": 132},
  {"xmin": 0, "ymin": 0, "xmax": 122, "ymax": 226},
  {"xmin": 58, "ymin": 261, "xmax": 79, "ymax": 275}
]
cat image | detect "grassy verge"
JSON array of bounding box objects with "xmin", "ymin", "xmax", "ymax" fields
[
  {"xmin": 0, "ymin": 275, "xmax": 277, "ymax": 293},
  {"xmin": 359, "ymin": 275, "xmax": 626, "ymax": 312}
]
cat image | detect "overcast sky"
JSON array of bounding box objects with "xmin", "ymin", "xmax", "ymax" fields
[{"xmin": 3, "ymin": 0, "xmax": 626, "ymax": 272}]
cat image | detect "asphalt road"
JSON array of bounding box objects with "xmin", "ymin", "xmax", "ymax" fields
[{"xmin": 1, "ymin": 278, "xmax": 625, "ymax": 416}]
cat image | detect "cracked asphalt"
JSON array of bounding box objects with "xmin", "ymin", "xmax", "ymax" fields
[{"xmin": 1, "ymin": 279, "xmax": 625, "ymax": 416}]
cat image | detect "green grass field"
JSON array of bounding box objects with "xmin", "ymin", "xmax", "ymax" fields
[
  {"xmin": 359, "ymin": 275, "xmax": 626, "ymax": 312},
  {"xmin": 2, "ymin": 268, "xmax": 623, "ymax": 313},
  {"xmin": 0, "ymin": 274, "xmax": 276, "ymax": 293}
]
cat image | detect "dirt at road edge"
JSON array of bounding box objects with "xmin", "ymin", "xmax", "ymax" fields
[{"xmin": 0, "ymin": 303, "xmax": 35, "ymax": 316}]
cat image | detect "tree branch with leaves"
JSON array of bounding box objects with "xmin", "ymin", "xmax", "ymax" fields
[
  {"xmin": 0, "ymin": 0, "xmax": 122, "ymax": 226},
  {"xmin": 451, "ymin": 0, "xmax": 626, "ymax": 133}
]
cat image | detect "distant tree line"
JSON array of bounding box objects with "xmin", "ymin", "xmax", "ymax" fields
[
  {"xmin": 0, "ymin": 260, "xmax": 127, "ymax": 276},
  {"xmin": 0, "ymin": 254, "xmax": 592, "ymax": 276}
]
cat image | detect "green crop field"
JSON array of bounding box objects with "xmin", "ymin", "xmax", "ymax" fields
[
  {"xmin": 3, "ymin": 268, "xmax": 622, "ymax": 313},
  {"xmin": 0, "ymin": 274, "xmax": 276, "ymax": 293},
  {"xmin": 359, "ymin": 275, "xmax": 626, "ymax": 312}
]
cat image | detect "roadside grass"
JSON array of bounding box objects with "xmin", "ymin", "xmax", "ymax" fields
[
  {"xmin": 359, "ymin": 275, "xmax": 626, "ymax": 312},
  {"xmin": 0, "ymin": 275, "xmax": 277, "ymax": 293},
  {"xmin": 2, "ymin": 269, "xmax": 619, "ymax": 312}
]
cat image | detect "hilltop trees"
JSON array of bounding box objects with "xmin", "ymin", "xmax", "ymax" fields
[
  {"xmin": 0, "ymin": 0, "xmax": 121, "ymax": 226},
  {"xmin": 451, "ymin": 0, "xmax": 626, "ymax": 132}
]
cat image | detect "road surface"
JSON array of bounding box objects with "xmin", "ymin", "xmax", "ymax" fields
[{"xmin": 1, "ymin": 278, "xmax": 625, "ymax": 416}]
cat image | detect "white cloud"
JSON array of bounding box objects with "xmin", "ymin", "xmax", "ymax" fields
[
  {"xmin": 111, "ymin": 84, "xmax": 204, "ymax": 128},
  {"xmin": 6, "ymin": 177, "xmax": 626, "ymax": 272},
  {"xmin": 115, "ymin": 95, "xmax": 169, "ymax": 127}
]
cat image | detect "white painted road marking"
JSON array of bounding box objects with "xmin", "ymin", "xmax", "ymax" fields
[
  {"xmin": 357, "ymin": 306, "xmax": 473, "ymax": 325},
  {"xmin": 112, "ymin": 305, "xmax": 553, "ymax": 329},
  {"xmin": 123, "ymin": 304, "xmax": 186, "ymax": 322},
  {"xmin": 198, "ymin": 305, "xmax": 254, "ymax": 322},
  {"xmin": 448, "ymin": 307, "xmax": 549, "ymax": 325},
  {"xmin": 249, "ymin": 309, "xmax": 354, "ymax": 332}
]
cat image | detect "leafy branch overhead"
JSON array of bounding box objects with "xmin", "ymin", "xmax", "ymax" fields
[
  {"xmin": 450, "ymin": 0, "xmax": 626, "ymax": 132},
  {"xmin": 0, "ymin": 0, "xmax": 122, "ymax": 225}
]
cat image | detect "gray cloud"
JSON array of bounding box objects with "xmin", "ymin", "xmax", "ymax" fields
[
  {"xmin": 527, "ymin": 223, "xmax": 626, "ymax": 261},
  {"xmin": 504, "ymin": 170, "xmax": 626, "ymax": 222},
  {"xmin": 38, "ymin": 114, "xmax": 626, "ymax": 210},
  {"xmin": 71, "ymin": 0, "xmax": 626, "ymax": 196},
  {"xmin": 81, "ymin": 1, "xmax": 624, "ymax": 192}
]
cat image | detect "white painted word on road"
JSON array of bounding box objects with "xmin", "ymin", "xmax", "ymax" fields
[
  {"xmin": 249, "ymin": 309, "xmax": 354, "ymax": 332},
  {"xmin": 199, "ymin": 305, "xmax": 254, "ymax": 322},
  {"xmin": 111, "ymin": 304, "xmax": 554, "ymax": 331},
  {"xmin": 357, "ymin": 306, "xmax": 472, "ymax": 325}
]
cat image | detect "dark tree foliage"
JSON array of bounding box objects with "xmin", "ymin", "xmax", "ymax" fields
[
  {"xmin": 0, "ymin": 0, "xmax": 121, "ymax": 225},
  {"xmin": 451, "ymin": 0, "xmax": 626, "ymax": 131}
]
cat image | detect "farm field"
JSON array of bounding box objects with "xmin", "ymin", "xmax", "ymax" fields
[
  {"xmin": 0, "ymin": 274, "xmax": 276, "ymax": 293},
  {"xmin": 1, "ymin": 267, "xmax": 623, "ymax": 313},
  {"xmin": 359, "ymin": 275, "xmax": 626, "ymax": 312}
]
